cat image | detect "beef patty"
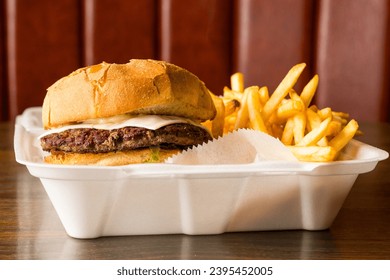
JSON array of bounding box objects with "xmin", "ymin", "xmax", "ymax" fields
[{"xmin": 40, "ymin": 123, "xmax": 212, "ymax": 153}]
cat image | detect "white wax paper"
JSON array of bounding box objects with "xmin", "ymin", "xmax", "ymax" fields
[{"xmin": 166, "ymin": 129, "xmax": 298, "ymax": 164}]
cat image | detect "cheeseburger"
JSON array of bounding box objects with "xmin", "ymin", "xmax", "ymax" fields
[{"xmin": 39, "ymin": 59, "xmax": 216, "ymax": 165}]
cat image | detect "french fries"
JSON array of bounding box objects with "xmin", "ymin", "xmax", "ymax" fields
[
  {"xmin": 203, "ymin": 92, "xmax": 226, "ymax": 138},
  {"xmin": 203, "ymin": 63, "xmax": 360, "ymax": 162},
  {"xmin": 247, "ymin": 86, "xmax": 268, "ymax": 133},
  {"xmin": 261, "ymin": 63, "xmax": 306, "ymax": 121},
  {"xmin": 230, "ymin": 72, "xmax": 244, "ymax": 92}
]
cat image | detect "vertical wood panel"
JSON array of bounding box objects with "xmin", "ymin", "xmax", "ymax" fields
[
  {"xmin": 315, "ymin": 0, "xmax": 390, "ymax": 122},
  {"xmin": 5, "ymin": 0, "xmax": 81, "ymax": 120},
  {"xmin": 2, "ymin": 0, "xmax": 389, "ymax": 122},
  {"xmin": 159, "ymin": 0, "xmax": 232, "ymax": 95},
  {"xmin": 83, "ymin": 0, "xmax": 157, "ymax": 65},
  {"xmin": 233, "ymin": 0, "xmax": 314, "ymax": 93},
  {"xmin": 0, "ymin": 0, "xmax": 7, "ymax": 120}
]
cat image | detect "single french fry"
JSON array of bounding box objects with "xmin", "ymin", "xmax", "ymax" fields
[
  {"xmin": 317, "ymin": 136, "xmax": 329, "ymax": 147},
  {"xmin": 332, "ymin": 115, "xmax": 348, "ymax": 125},
  {"xmin": 332, "ymin": 111, "xmax": 349, "ymax": 119},
  {"xmin": 225, "ymin": 114, "xmax": 236, "ymax": 126},
  {"xmin": 201, "ymin": 120, "xmax": 212, "ymax": 133},
  {"xmin": 210, "ymin": 95, "xmax": 225, "ymax": 138},
  {"xmin": 309, "ymin": 105, "xmax": 319, "ymax": 112},
  {"xmin": 223, "ymin": 87, "xmax": 242, "ymax": 100},
  {"xmin": 300, "ymin": 74, "xmax": 319, "ymax": 107},
  {"xmin": 281, "ymin": 118, "xmax": 295, "ymax": 145},
  {"xmin": 326, "ymin": 120, "xmax": 342, "ymax": 136},
  {"xmin": 234, "ymin": 87, "xmax": 251, "ymax": 129},
  {"xmin": 247, "ymin": 87, "xmax": 268, "ymax": 133},
  {"xmin": 223, "ymin": 86, "xmax": 231, "ymax": 94},
  {"xmin": 306, "ymin": 108, "xmax": 329, "ymax": 147},
  {"xmin": 223, "ymin": 99, "xmax": 240, "ymax": 116},
  {"xmin": 258, "ymin": 86, "xmax": 269, "ymax": 105},
  {"xmin": 277, "ymin": 91, "xmax": 305, "ymax": 120},
  {"xmin": 224, "ymin": 114, "xmax": 237, "ymax": 134},
  {"xmin": 293, "ymin": 112, "xmax": 306, "ymax": 144},
  {"xmin": 290, "ymin": 90, "xmax": 306, "ymax": 113},
  {"xmin": 287, "ymin": 146, "xmax": 337, "ymax": 162},
  {"xmin": 318, "ymin": 107, "xmax": 332, "ymax": 120},
  {"xmin": 231, "ymin": 72, "xmax": 244, "ymax": 92},
  {"xmin": 289, "ymin": 89, "xmax": 304, "ymax": 102},
  {"xmin": 306, "ymin": 107, "xmax": 322, "ymax": 131},
  {"xmin": 329, "ymin": 119, "xmax": 359, "ymax": 152},
  {"xmin": 262, "ymin": 63, "xmax": 306, "ymax": 121},
  {"xmin": 296, "ymin": 117, "xmax": 331, "ymax": 146},
  {"xmin": 206, "ymin": 92, "xmax": 225, "ymax": 137}
]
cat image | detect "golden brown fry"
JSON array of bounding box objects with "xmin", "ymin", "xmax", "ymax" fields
[
  {"xmin": 201, "ymin": 120, "xmax": 212, "ymax": 133},
  {"xmin": 287, "ymin": 146, "xmax": 337, "ymax": 162},
  {"xmin": 317, "ymin": 107, "xmax": 332, "ymax": 120},
  {"xmin": 296, "ymin": 117, "xmax": 331, "ymax": 146},
  {"xmin": 306, "ymin": 108, "xmax": 329, "ymax": 148},
  {"xmin": 326, "ymin": 120, "xmax": 342, "ymax": 136},
  {"xmin": 247, "ymin": 87, "xmax": 268, "ymax": 133},
  {"xmin": 317, "ymin": 137, "xmax": 329, "ymax": 147},
  {"xmin": 218, "ymin": 65, "xmax": 360, "ymax": 162},
  {"xmin": 234, "ymin": 87, "xmax": 251, "ymax": 129},
  {"xmin": 258, "ymin": 86, "xmax": 269, "ymax": 105},
  {"xmin": 276, "ymin": 98, "xmax": 304, "ymax": 120},
  {"xmin": 231, "ymin": 72, "xmax": 244, "ymax": 92},
  {"xmin": 281, "ymin": 118, "xmax": 295, "ymax": 145},
  {"xmin": 224, "ymin": 114, "xmax": 237, "ymax": 134},
  {"xmin": 309, "ymin": 105, "xmax": 319, "ymax": 112},
  {"xmin": 262, "ymin": 63, "xmax": 306, "ymax": 121},
  {"xmin": 306, "ymin": 107, "xmax": 322, "ymax": 131},
  {"xmin": 289, "ymin": 90, "xmax": 305, "ymax": 112},
  {"xmin": 293, "ymin": 112, "xmax": 306, "ymax": 144},
  {"xmin": 211, "ymin": 97, "xmax": 225, "ymax": 138},
  {"xmin": 332, "ymin": 111, "xmax": 350, "ymax": 119},
  {"xmin": 223, "ymin": 99, "xmax": 240, "ymax": 116},
  {"xmin": 329, "ymin": 119, "xmax": 359, "ymax": 152},
  {"xmin": 332, "ymin": 115, "xmax": 348, "ymax": 125},
  {"xmin": 223, "ymin": 86, "xmax": 231, "ymax": 94},
  {"xmin": 223, "ymin": 87, "xmax": 243, "ymax": 100},
  {"xmin": 300, "ymin": 74, "xmax": 319, "ymax": 107},
  {"xmin": 207, "ymin": 93, "xmax": 225, "ymax": 138}
]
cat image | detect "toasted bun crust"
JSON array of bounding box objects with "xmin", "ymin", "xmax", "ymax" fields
[
  {"xmin": 42, "ymin": 59, "xmax": 216, "ymax": 129},
  {"xmin": 44, "ymin": 149, "xmax": 180, "ymax": 166}
]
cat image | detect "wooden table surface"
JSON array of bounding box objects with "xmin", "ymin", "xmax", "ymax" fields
[{"xmin": 1, "ymin": 121, "xmax": 389, "ymax": 260}]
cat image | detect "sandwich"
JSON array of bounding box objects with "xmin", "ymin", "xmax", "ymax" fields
[{"xmin": 39, "ymin": 59, "xmax": 216, "ymax": 165}]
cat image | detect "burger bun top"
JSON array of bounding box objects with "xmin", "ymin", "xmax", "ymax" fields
[{"xmin": 42, "ymin": 59, "xmax": 216, "ymax": 129}]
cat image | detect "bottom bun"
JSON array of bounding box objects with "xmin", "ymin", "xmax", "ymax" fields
[{"xmin": 44, "ymin": 148, "xmax": 181, "ymax": 166}]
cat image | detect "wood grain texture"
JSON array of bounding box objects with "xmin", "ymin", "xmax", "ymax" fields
[
  {"xmin": 4, "ymin": 0, "xmax": 82, "ymax": 120},
  {"xmin": 1, "ymin": 121, "xmax": 390, "ymax": 260},
  {"xmin": 0, "ymin": 0, "xmax": 7, "ymax": 121},
  {"xmin": 83, "ymin": 0, "xmax": 157, "ymax": 65},
  {"xmin": 159, "ymin": 0, "xmax": 232, "ymax": 95},
  {"xmin": 314, "ymin": 0, "xmax": 390, "ymax": 121},
  {"xmin": 232, "ymin": 0, "xmax": 314, "ymax": 93},
  {"xmin": 0, "ymin": 0, "xmax": 389, "ymax": 122}
]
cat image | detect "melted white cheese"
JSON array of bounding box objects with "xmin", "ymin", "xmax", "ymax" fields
[{"xmin": 38, "ymin": 114, "xmax": 204, "ymax": 138}]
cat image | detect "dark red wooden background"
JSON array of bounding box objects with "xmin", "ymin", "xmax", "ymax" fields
[{"xmin": 1, "ymin": 0, "xmax": 389, "ymax": 122}]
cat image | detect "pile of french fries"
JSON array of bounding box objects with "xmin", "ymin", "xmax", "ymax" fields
[{"xmin": 203, "ymin": 63, "xmax": 359, "ymax": 162}]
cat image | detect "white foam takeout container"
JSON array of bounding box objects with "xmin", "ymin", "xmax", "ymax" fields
[{"xmin": 15, "ymin": 107, "xmax": 389, "ymax": 239}]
